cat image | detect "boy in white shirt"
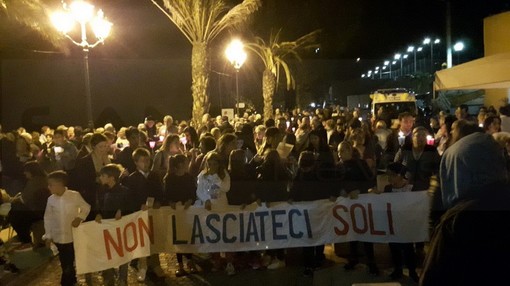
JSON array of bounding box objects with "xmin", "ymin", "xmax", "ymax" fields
[{"xmin": 44, "ymin": 171, "xmax": 90, "ymax": 286}]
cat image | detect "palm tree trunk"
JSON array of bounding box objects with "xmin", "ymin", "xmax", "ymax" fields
[
  {"xmin": 263, "ymin": 69, "xmax": 276, "ymax": 120},
  {"xmin": 191, "ymin": 42, "xmax": 209, "ymax": 127}
]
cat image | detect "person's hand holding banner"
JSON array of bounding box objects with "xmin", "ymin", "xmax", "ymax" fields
[
  {"xmin": 72, "ymin": 217, "xmax": 83, "ymax": 228},
  {"xmin": 95, "ymin": 214, "xmax": 102, "ymax": 223},
  {"xmin": 204, "ymin": 200, "xmax": 212, "ymax": 211},
  {"xmin": 184, "ymin": 200, "xmax": 192, "ymax": 210},
  {"xmin": 115, "ymin": 210, "xmax": 122, "ymax": 220}
]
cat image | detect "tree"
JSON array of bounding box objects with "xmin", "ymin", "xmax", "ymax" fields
[
  {"xmin": 245, "ymin": 29, "xmax": 319, "ymax": 120},
  {"xmin": 1, "ymin": 0, "xmax": 64, "ymax": 49},
  {"xmin": 150, "ymin": 0, "xmax": 261, "ymax": 127}
]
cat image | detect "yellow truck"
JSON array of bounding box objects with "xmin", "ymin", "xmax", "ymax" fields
[{"xmin": 370, "ymin": 88, "xmax": 418, "ymax": 127}]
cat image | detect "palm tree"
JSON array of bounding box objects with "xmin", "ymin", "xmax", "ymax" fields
[
  {"xmin": 1, "ymin": 0, "xmax": 64, "ymax": 48},
  {"xmin": 245, "ymin": 29, "xmax": 320, "ymax": 120},
  {"xmin": 150, "ymin": 0, "xmax": 261, "ymax": 127}
]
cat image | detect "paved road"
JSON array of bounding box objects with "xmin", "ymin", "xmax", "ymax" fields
[{"xmin": 3, "ymin": 244, "xmax": 421, "ymax": 286}]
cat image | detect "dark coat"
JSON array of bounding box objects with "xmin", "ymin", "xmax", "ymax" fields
[
  {"xmin": 70, "ymin": 153, "xmax": 100, "ymax": 220},
  {"xmin": 163, "ymin": 173, "xmax": 196, "ymax": 204},
  {"xmin": 101, "ymin": 183, "xmax": 137, "ymax": 219},
  {"xmin": 394, "ymin": 145, "xmax": 440, "ymax": 191},
  {"xmin": 125, "ymin": 170, "xmax": 164, "ymax": 208},
  {"xmin": 115, "ymin": 146, "xmax": 137, "ymax": 174}
]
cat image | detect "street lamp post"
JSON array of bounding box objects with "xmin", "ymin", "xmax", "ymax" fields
[
  {"xmin": 417, "ymin": 46, "xmax": 423, "ymax": 72},
  {"xmin": 453, "ymin": 41, "xmax": 465, "ymax": 65},
  {"xmin": 51, "ymin": 1, "xmax": 112, "ymax": 129},
  {"xmin": 384, "ymin": 60, "xmax": 390, "ymax": 79},
  {"xmin": 225, "ymin": 39, "xmax": 247, "ymax": 118},
  {"xmin": 423, "ymin": 37, "xmax": 441, "ymax": 73},
  {"xmin": 407, "ymin": 46, "xmax": 417, "ymax": 74},
  {"xmin": 394, "ymin": 53, "xmax": 402, "ymax": 77},
  {"xmin": 403, "ymin": 54, "xmax": 409, "ymax": 75}
]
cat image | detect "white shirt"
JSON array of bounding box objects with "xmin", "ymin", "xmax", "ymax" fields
[
  {"xmin": 196, "ymin": 171, "xmax": 230, "ymax": 207},
  {"xmin": 44, "ymin": 189, "xmax": 90, "ymax": 244}
]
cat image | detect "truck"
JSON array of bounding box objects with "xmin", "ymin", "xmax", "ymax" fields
[{"xmin": 370, "ymin": 88, "xmax": 418, "ymax": 127}]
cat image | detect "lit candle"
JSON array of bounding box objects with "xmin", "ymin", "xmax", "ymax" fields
[
  {"xmin": 286, "ymin": 121, "xmax": 290, "ymax": 128},
  {"xmin": 398, "ymin": 131, "xmax": 405, "ymax": 146},
  {"xmin": 149, "ymin": 141, "xmax": 156, "ymax": 149},
  {"xmin": 426, "ymin": 135, "xmax": 435, "ymax": 145},
  {"xmin": 159, "ymin": 135, "xmax": 164, "ymax": 142}
]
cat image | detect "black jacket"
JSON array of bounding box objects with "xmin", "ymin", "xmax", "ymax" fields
[{"xmin": 125, "ymin": 170, "xmax": 164, "ymax": 208}]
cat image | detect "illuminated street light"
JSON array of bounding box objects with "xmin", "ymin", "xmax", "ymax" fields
[
  {"xmin": 407, "ymin": 46, "xmax": 418, "ymax": 73},
  {"xmin": 51, "ymin": 0, "xmax": 112, "ymax": 129},
  {"xmin": 361, "ymin": 74, "xmax": 365, "ymax": 78},
  {"xmin": 453, "ymin": 41, "xmax": 464, "ymax": 52},
  {"xmin": 394, "ymin": 53, "xmax": 404, "ymax": 77},
  {"xmin": 375, "ymin": 66, "xmax": 380, "ymax": 70},
  {"xmin": 417, "ymin": 47, "xmax": 423, "ymax": 52},
  {"xmin": 453, "ymin": 41, "xmax": 465, "ymax": 65},
  {"xmin": 384, "ymin": 60, "xmax": 390, "ymax": 66},
  {"xmin": 423, "ymin": 36, "xmax": 441, "ymax": 73},
  {"xmin": 225, "ymin": 39, "xmax": 247, "ymax": 117},
  {"xmin": 356, "ymin": 57, "xmax": 361, "ymax": 62}
]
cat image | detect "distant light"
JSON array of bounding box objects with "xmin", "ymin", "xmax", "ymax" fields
[
  {"xmin": 384, "ymin": 60, "xmax": 390, "ymax": 65},
  {"xmin": 374, "ymin": 70, "xmax": 379, "ymax": 74},
  {"xmin": 361, "ymin": 74, "xmax": 366, "ymax": 78},
  {"xmin": 382, "ymin": 66, "xmax": 387, "ymax": 70},
  {"xmin": 453, "ymin": 41, "xmax": 464, "ymax": 52},
  {"xmin": 356, "ymin": 57, "xmax": 361, "ymax": 62},
  {"xmin": 434, "ymin": 38, "xmax": 441, "ymax": 44},
  {"xmin": 407, "ymin": 46, "xmax": 415, "ymax": 52},
  {"xmin": 392, "ymin": 60, "xmax": 397, "ymax": 65},
  {"xmin": 315, "ymin": 48, "xmax": 320, "ymax": 53},
  {"xmin": 423, "ymin": 37, "xmax": 431, "ymax": 45},
  {"xmin": 403, "ymin": 54, "xmax": 409, "ymax": 59},
  {"xmin": 310, "ymin": 102, "xmax": 316, "ymax": 108},
  {"xmin": 368, "ymin": 70, "xmax": 372, "ymax": 74},
  {"xmin": 394, "ymin": 53, "xmax": 401, "ymax": 60},
  {"xmin": 417, "ymin": 46, "xmax": 423, "ymax": 52},
  {"xmin": 375, "ymin": 66, "xmax": 379, "ymax": 70}
]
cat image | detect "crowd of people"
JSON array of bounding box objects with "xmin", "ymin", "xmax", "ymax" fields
[{"xmin": 1, "ymin": 103, "xmax": 510, "ymax": 285}]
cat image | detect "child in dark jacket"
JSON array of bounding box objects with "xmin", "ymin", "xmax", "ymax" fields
[
  {"xmin": 290, "ymin": 151, "xmax": 335, "ymax": 276},
  {"xmin": 382, "ymin": 162, "xmax": 419, "ymax": 282},
  {"xmin": 97, "ymin": 164, "xmax": 136, "ymax": 286},
  {"xmin": 124, "ymin": 148, "xmax": 165, "ymax": 281},
  {"xmin": 163, "ymin": 154, "xmax": 197, "ymax": 276},
  {"xmin": 255, "ymin": 150, "xmax": 291, "ymax": 270}
]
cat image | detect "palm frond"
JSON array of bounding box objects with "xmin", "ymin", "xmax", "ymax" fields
[
  {"xmin": 247, "ymin": 29, "xmax": 321, "ymax": 91},
  {"xmin": 1, "ymin": 0, "xmax": 67, "ymax": 50},
  {"xmin": 159, "ymin": 0, "xmax": 195, "ymax": 43},
  {"xmin": 158, "ymin": 0, "xmax": 260, "ymax": 43},
  {"xmin": 209, "ymin": 0, "xmax": 261, "ymax": 40}
]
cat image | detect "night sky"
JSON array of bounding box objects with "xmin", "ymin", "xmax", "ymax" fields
[
  {"xmin": 2, "ymin": 0, "xmax": 510, "ymax": 129},
  {"xmin": 2, "ymin": 0, "xmax": 510, "ymax": 76}
]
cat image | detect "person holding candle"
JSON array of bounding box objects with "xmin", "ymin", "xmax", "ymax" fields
[
  {"xmin": 394, "ymin": 126, "xmax": 440, "ymax": 191},
  {"xmin": 385, "ymin": 112, "xmax": 415, "ymax": 162}
]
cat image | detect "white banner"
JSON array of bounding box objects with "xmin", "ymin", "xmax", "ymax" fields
[
  {"xmin": 73, "ymin": 191, "xmax": 429, "ymax": 274},
  {"xmin": 73, "ymin": 211, "xmax": 151, "ymax": 274}
]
